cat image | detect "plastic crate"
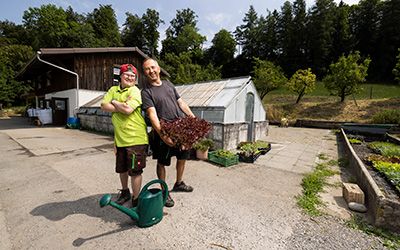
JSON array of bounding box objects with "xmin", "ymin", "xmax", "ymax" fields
[{"xmin": 208, "ymin": 151, "xmax": 239, "ymax": 167}]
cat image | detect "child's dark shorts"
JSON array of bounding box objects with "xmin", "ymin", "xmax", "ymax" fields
[
  {"xmin": 116, "ymin": 145, "xmax": 148, "ymax": 176},
  {"xmin": 149, "ymin": 131, "xmax": 189, "ymax": 166}
]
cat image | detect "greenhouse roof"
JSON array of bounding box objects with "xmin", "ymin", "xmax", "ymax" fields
[{"xmin": 175, "ymin": 76, "xmax": 251, "ymax": 108}]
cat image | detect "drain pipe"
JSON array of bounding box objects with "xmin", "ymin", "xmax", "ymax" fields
[{"xmin": 36, "ymin": 51, "xmax": 79, "ymax": 116}]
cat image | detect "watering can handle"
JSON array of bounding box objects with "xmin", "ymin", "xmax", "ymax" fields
[{"xmin": 140, "ymin": 179, "xmax": 169, "ymax": 206}]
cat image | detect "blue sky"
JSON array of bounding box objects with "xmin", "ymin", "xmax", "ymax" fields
[{"xmin": 0, "ymin": 0, "xmax": 359, "ymax": 47}]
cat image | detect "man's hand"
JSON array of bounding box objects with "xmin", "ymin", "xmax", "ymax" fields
[{"xmin": 161, "ymin": 134, "xmax": 175, "ymax": 147}]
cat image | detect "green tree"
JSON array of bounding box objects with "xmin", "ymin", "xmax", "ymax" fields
[
  {"xmin": 206, "ymin": 29, "xmax": 236, "ymax": 66},
  {"xmin": 376, "ymin": 0, "xmax": 400, "ymax": 81},
  {"xmin": 331, "ymin": 2, "xmax": 352, "ymax": 61},
  {"xmin": 0, "ymin": 21, "xmax": 29, "ymax": 46},
  {"xmin": 323, "ymin": 51, "xmax": 370, "ymax": 102},
  {"xmin": 290, "ymin": 0, "xmax": 308, "ymax": 73},
  {"xmin": 142, "ymin": 9, "xmax": 164, "ymax": 56},
  {"xmin": 252, "ymin": 58, "xmax": 287, "ymax": 99},
  {"xmin": 22, "ymin": 5, "xmax": 97, "ymax": 49},
  {"xmin": 63, "ymin": 6, "xmax": 98, "ymax": 47},
  {"xmin": 121, "ymin": 13, "xmax": 145, "ymax": 48},
  {"xmin": 161, "ymin": 8, "xmax": 205, "ymax": 59},
  {"xmin": 349, "ymin": 0, "xmax": 381, "ymax": 79},
  {"xmin": 287, "ymin": 68, "xmax": 316, "ymax": 104},
  {"xmin": 393, "ymin": 48, "xmax": 400, "ymax": 83},
  {"xmin": 307, "ymin": 0, "xmax": 337, "ymax": 77},
  {"xmin": 235, "ymin": 5, "xmax": 259, "ymax": 60},
  {"xmin": 162, "ymin": 52, "xmax": 221, "ymax": 84},
  {"xmin": 0, "ymin": 45, "xmax": 34, "ymax": 107},
  {"xmin": 23, "ymin": 4, "xmax": 69, "ymax": 49},
  {"xmin": 87, "ymin": 4, "xmax": 122, "ymax": 47}
]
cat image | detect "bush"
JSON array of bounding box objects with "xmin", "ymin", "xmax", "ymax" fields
[{"xmin": 371, "ymin": 109, "xmax": 400, "ymax": 125}]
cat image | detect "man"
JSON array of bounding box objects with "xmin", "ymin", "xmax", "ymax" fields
[
  {"xmin": 101, "ymin": 64, "xmax": 148, "ymax": 207},
  {"xmin": 141, "ymin": 58, "xmax": 194, "ymax": 208}
]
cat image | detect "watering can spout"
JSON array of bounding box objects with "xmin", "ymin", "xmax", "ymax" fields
[{"xmin": 99, "ymin": 194, "xmax": 139, "ymax": 221}]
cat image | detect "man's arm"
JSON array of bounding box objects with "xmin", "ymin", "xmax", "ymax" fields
[
  {"xmin": 110, "ymin": 100, "xmax": 134, "ymax": 115},
  {"xmin": 101, "ymin": 102, "xmax": 117, "ymax": 112},
  {"xmin": 101, "ymin": 100, "xmax": 133, "ymax": 115},
  {"xmin": 146, "ymin": 107, "xmax": 174, "ymax": 146},
  {"xmin": 177, "ymin": 98, "xmax": 195, "ymax": 117}
]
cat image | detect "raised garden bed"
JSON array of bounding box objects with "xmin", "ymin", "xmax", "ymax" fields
[{"xmin": 341, "ymin": 129, "xmax": 400, "ymax": 233}]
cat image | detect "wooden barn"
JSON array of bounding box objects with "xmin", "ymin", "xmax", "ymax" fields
[{"xmin": 16, "ymin": 47, "xmax": 168, "ymax": 125}]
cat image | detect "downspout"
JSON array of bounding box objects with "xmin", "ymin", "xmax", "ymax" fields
[{"xmin": 36, "ymin": 51, "xmax": 79, "ymax": 116}]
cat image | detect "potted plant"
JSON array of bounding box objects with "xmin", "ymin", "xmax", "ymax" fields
[
  {"xmin": 193, "ymin": 138, "xmax": 214, "ymax": 160},
  {"xmin": 237, "ymin": 143, "xmax": 261, "ymax": 163}
]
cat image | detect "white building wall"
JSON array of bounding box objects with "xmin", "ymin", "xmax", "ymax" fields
[{"xmin": 45, "ymin": 89, "xmax": 105, "ymax": 117}]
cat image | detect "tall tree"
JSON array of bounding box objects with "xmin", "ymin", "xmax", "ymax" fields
[
  {"xmin": 307, "ymin": 0, "xmax": 337, "ymax": 77},
  {"xmin": 331, "ymin": 1, "xmax": 352, "ymax": 61},
  {"xmin": 376, "ymin": 0, "xmax": 400, "ymax": 81},
  {"xmin": 87, "ymin": 4, "xmax": 122, "ymax": 47},
  {"xmin": 63, "ymin": 6, "xmax": 98, "ymax": 48},
  {"xmin": 121, "ymin": 13, "xmax": 145, "ymax": 48},
  {"xmin": 0, "ymin": 21, "xmax": 28, "ymax": 46},
  {"xmin": 0, "ymin": 45, "xmax": 34, "ymax": 107},
  {"xmin": 349, "ymin": 0, "xmax": 381, "ymax": 79},
  {"xmin": 206, "ymin": 29, "xmax": 236, "ymax": 66},
  {"xmin": 161, "ymin": 8, "xmax": 204, "ymax": 58},
  {"xmin": 23, "ymin": 4, "xmax": 69, "ymax": 49},
  {"xmin": 261, "ymin": 10, "xmax": 280, "ymax": 61},
  {"xmin": 235, "ymin": 5, "xmax": 259, "ymax": 60},
  {"xmin": 276, "ymin": 1, "xmax": 295, "ymax": 75},
  {"xmin": 142, "ymin": 9, "xmax": 164, "ymax": 56},
  {"xmin": 291, "ymin": 0, "xmax": 308, "ymax": 73},
  {"xmin": 393, "ymin": 48, "xmax": 400, "ymax": 83},
  {"xmin": 162, "ymin": 52, "xmax": 220, "ymax": 84}
]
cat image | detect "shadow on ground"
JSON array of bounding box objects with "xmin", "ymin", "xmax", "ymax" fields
[{"xmin": 30, "ymin": 193, "xmax": 141, "ymax": 246}]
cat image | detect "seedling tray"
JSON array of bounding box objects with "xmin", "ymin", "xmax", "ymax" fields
[{"xmin": 208, "ymin": 151, "xmax": 239, "ymax": 167}]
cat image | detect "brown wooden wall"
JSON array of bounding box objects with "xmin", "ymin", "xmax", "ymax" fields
[{"xmin": 74, "ymin": 51, "xmax": 146, "ymax": 91}]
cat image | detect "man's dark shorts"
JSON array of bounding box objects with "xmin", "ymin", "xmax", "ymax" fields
[
  {"xmin": 116, "ymin": 145, "xmax": 148, "ymax": 176},
  {"xmin": 149, "ymin": 130, "xmax": 189, "ymax": 166}
]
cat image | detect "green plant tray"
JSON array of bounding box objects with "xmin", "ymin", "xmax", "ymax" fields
[{"xmin": 208, "ymin": 151, "xmax": 239, "ymax": 167}]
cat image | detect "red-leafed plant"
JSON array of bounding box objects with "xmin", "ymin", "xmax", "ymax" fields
[{"xmin": 160, "ymin": 116, "xmax": 212, "ymax": 149}]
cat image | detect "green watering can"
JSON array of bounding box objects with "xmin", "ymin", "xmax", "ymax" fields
[{"xmin": 99, "ymin": 179, "xmax": 168, "ymax": 228}]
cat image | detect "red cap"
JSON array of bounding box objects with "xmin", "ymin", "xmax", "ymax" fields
[{"xmin": 119, "ymin": 64, "xmax": 138, "ymax": 76}]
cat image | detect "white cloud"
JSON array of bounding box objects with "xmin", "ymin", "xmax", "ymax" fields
[{"xmin": 205, "ymin": 13, "xmax": 231, "ymax": 27}]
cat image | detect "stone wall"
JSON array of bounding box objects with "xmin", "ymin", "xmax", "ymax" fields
[
  {"xmin": 211, "ymin": 121, "xmax": 269, "ymax": 150},
  {"xmin": 77, "ymin": 108, "xmax": 113, "ymax": 134},
  {"xmin": 341, "ymin": 129, "xmax": 400, "ymax": 233}
]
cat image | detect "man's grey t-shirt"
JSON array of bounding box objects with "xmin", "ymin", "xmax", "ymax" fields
[{"xmin": 141, "ymin": 80, "xmax": 185, "ymax": 122}]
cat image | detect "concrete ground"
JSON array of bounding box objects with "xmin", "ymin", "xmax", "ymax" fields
[{"xmin": 0, "ymin": 116, "xmax": 378, "ymax": 249}]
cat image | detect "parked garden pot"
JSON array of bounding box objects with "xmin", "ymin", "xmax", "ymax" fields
[
  {"xmin": 196, "ymin": 149, "xmax": 209, "ymax": 160},
  {"xmin": 193, "ymin": 138, "xmax": 214, "ymax": 160}
]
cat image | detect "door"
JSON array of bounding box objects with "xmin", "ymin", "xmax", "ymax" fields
[
  {"xmin": 51, "ymin": 97, "xmax": 68, "ymax": 126},
  {"xmin": 245, "ymin": 93, "xmax": 255, "ymax": 142}
]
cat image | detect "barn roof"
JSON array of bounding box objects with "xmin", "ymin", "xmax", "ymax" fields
[
  {"xmin": 16, "ymin": 47, "xmax": 170, "ymax": 80},
  {"xmin": 175, "ymin": 76, "xmax": 252, "ymax": 108}
]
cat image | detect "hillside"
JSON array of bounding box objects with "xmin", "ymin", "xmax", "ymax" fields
[{"xmin": 265, "ymin": 96, "xmax": 400, "ymax": 124}]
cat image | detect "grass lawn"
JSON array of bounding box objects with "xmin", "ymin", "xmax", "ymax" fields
[{"xmin": 264, "ymin": 82, "xmax": 400, "ymax": 124}]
